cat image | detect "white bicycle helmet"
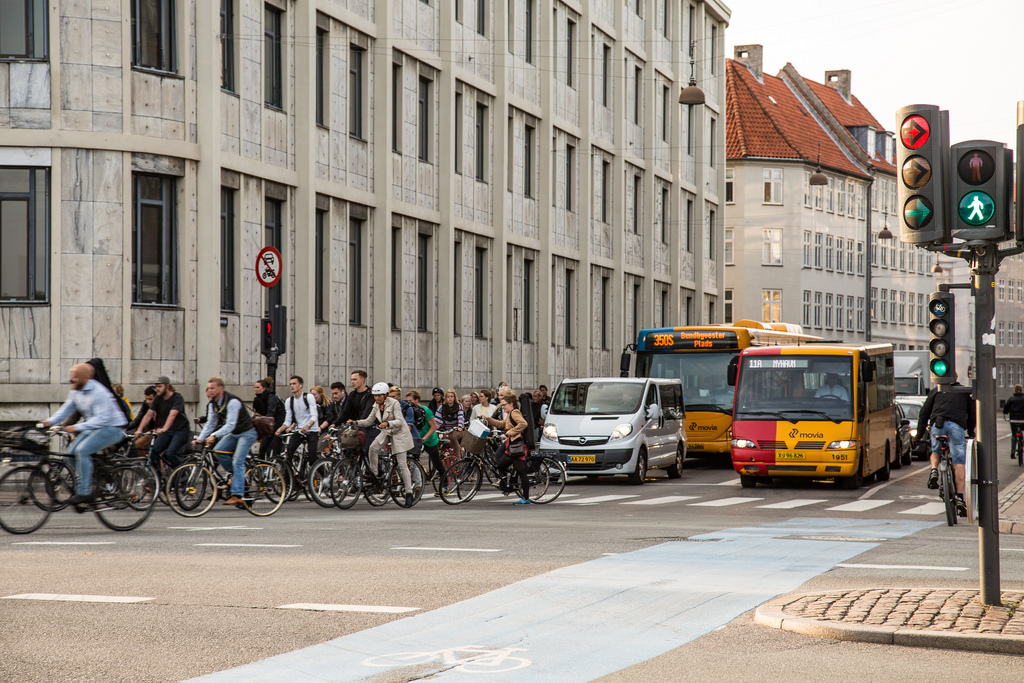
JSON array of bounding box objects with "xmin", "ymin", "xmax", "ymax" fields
[{"xmin": 371, "ymin": 382, "xmax": 390, "ymax": 395}]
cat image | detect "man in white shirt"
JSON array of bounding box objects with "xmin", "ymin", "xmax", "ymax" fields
[
  {"xmin": 276, "ymin": 375, "xmax": 320, "ymax": 462},
  {"xmin": 815, "ymin": 373, "xmax": 849, "ymax": 401}
]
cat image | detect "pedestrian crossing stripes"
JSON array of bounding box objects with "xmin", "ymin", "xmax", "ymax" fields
[
  {"xmin": 689, "ymin": 496, "xmax": 764, "ymax": 507},
  {"xmin": 826, "ymin": 500, "xmax": 893, "ymax": 512},
  {"xmin": 622, "ymin": 495, "xmax": 700, "ymax": 506},
  {"xmin": 756, "ymin": 499, "xmax": 829, "ymax": 510}
]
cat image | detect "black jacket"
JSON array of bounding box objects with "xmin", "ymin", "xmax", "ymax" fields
[
  {"xmin": 1004, "ymin": 393, "xmax": 1024, "ymax": 421},
  {"xmin": 918, "ymin": 384, "xmax": 976, "ymax": 435},
  {"xmin": 337, "ymin": 388, "xmax": 374, "ymax": 424},
  {"xmin": 253, "ymin": 392, "xmax": 286, "ymax": 428}
]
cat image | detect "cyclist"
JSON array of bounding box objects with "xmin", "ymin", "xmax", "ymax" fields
[
  {"xmin": 356, "ymin": 382, "xmax": 415, "ymax": 506},
  {"xmin": 482, "ymin": 393, "xmax": 532, "ymax": 505},
  {"xmin": 194, "ymin": 376, "xmax": 258, "ymax": 506},
  {"xmin": 917, "ymin": 378, "xmax": 976, "ymax": 517},
  {"xmin": 406, "ymin": 390, "xmax": 442, "ymax": 485},
  {"xmin": 436, "ymin": 390, "xmax": 466, "ymax": 461},
  {"xmin": 275, "ymin": 375, "xmax": 320, "ymax": 465},
  {"xmin": 1003, "ymin": 384, "xmax": 1024, "ymax": 461},
  {"xmin": 134, "ymin": 376, "xmax": 190, "ymax": 473},
  {"xmin": 40, "ymin": 363, "xmax": 128, "ymax": 508}
]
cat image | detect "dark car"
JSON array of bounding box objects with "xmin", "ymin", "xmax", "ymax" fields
[
  {"xmin": 895, "ymin": 396, "xmax": 929, "ymax": 459},
  {"xmin": 892, "ymin": 402, "xmax": 913, "ymax": 468}
]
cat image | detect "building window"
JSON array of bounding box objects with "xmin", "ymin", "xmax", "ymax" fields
[
  {"xmin": 827, "ymin": 177, "xmax": 835, "ymax": 212},
  {"xmin": 220, "ymin": 187, "xmax": 235, "ymax": 311},
  {"xmin": 565, "ymin": 143, "xmax": 574, "ymax": 212},
  {"xmin": 803, "ymin": 172, "xmax": 811, "ymax": 208},
  {"xmin": 899, "ymin": 291, "xmax": 906, "ymax": 324},
  {"xmin": 133, "ymin": 0, "xmax": 177, "ymax": 73},
  {"xmin": 454, "ymin": 92, "xmax": 462, "ymax": 173},
  {"xmin": 661, "ymin": 85, "xmax": 669, "ymax": 141},
  {"xmin": 418, "ymin": 77, "xmax": 430, "ymax": 161},
  {"xmin": 0, "ymin": 167, "xmax": 49, "ymax": 302},
  {"xmin": 349, "ymin": 219, "xmax": 363, "ymax": 324},
  {"xmin": 825, "ymin": 234, "xmax": 834, "ymax": 271},
  {"xmin": 836, "ymin": 238, "xmax": 845, "ymax": 273},
  {"xmin": 601, "ymin": 159, "xmax": 610, "ymax": 223},
  {"xmin": 847, "ymin": 295, "xmax": 855, "ymax": 331},
  {"xmin": 524, "ymin": 259, "xmax": 534, "ymax": 342},
  {"xmin": 316, "ymin": 27, "xmax": 328, "ymax": 126},
  {"xmin": 634, "ymin": 65, "xmax": 642, "ymax": 124},
  {"xmin": 813, "ymin": 292, "xmax": 822, "ymax": 327},
  {"xmin": 999, "ymin": 321, "xmax": 1005, "ymax": 346},
  {"xmin": 602, "ymin": 44, "xmax": 611, "ymax": 107},
  {"xmin": 524, "ymin": 125, "xmax": 534, "ymax": 198},
  {"xmin": 857, "ymin": 241, "xmax": 864, "ymax": 274},
  {"xmin": 802, "ymin": 290, "xmax": 811, "ymax": 327},
  {"xmin": 763, "ymin": 168, "xmax": 783, "ymax": 204},
  {"xmin": 660, "ymin": 187, "xmax": 669, "ymax": 243},
  {"xmin": 220, "ymin": 0, "xmax": 235, "ymax": 91},
  {"xmin": 600, "ymin": 276, "xmax": 609, "ymax": 349},
  {"xmin": 803, "ymin": 231, "xmax": 812, "ymax": 267},
  {"xmin": 632, "ymin": 174, "xmax": 641, "ymax": 234},
  {"xmin": 836, "ymin": 296, "xmax": 844, "ymax": 331},
  {"xmin": 685, "ymin": 198, "xmax": 693, "ymax": 252},
  {"xmin": 474, "ymin": 247, "xmax": 487, "ymax": 338},
  {"xmin": 566, "ymin": 18, "xmax": 575, "ymax": 87},
  {"xmin": 390, "ymin": 228, "xmax": 401, "ymax": 329},
  {"xmin": 880, "ymin": 289, "xmax": 888, "ymax": 323},
  {"xmin": 263, "ymin": 5, "xmax": 282, "ymax": 108},
  {"xmin": 264, "ymin": 198, "xmax": 282, "ymax": 313},
  {"xmin": 417, "ymin": 233, "xmax": 430, "ymax": 331},
  {"xmin": 132, "ymin": 173, "xmax": 177, "ymax": 305},
  {"xmin": 763, "ymin": 289, "xmax": 781, "ymax": 323},
  {"xmin": 315, "ymin": 209, "xmax": 326, "ymax": 322},
  {"xmin": 725, "ymin": 168, "xmax": 734, "ymax": 203},
  {"xmin": 564, "ymin": 268, "xmax": 574, "ymax": 346},
  {"xmin": 709, "ymin": 118, "xmax": 716, "ymax": 168},
  {"xmin": 0, "ymin": 0, "xmax": 47, "ymax": 59},
  {"xmin": 825, "ymin": 293, "xmax": 833, "ymax": 329},
  {"xmin": 762, "ymin": 229, "xmax": 781, "ymax": 265},
  {"xmin": 724, "ymin": 289, "xmax": 733, "ymax": 323},
  {"xmin": 857, "ymin": 297, "xmax": 865, "ymax": 331},
  {"xmin": 391, "ymin": 63, "xmax": 401, "ymax": 151},
  {"xmin": 476, "ymin": 103, "xmax": 487, "ymax": 182},
  {"xmin": 847, "ymin": 238, "xmax": 855, "ymax": 273},
  {"xmin": 350, "ymin": 47, "xmax": 365, "ymax": 138},
  {"xmin": 476, "ymin": 0, "xmax": 486, "ymax": 34},
  {"xmin": 525, "ymin": 0, "xmax": 534, "ymax": 64},
  {"xmin": 813, "ymin": 232, "xmax": 822, "ymax": 269}
]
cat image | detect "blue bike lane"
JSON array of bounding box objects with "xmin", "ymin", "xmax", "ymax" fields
[{"xmin": 191, "ymin": 518, "xmax": 938, "ymax": 682}]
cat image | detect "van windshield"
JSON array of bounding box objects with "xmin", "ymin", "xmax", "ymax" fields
[{"xmin": 550, "ymin": 382, "xmax": 645, "ymax": 416}]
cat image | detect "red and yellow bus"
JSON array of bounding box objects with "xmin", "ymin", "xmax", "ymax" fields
[
  {"xmin": 626, "ymin": 320, "xmax": 818, "ymax": 457},
  {"xmin": 729, "ymin": 343, "xmax": 895, "ymax": 489}
]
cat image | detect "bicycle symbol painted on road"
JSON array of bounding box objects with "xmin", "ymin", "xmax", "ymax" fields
[{"xmin": 362, "ymin": 645, "xmax": 531, "ymax": 674}]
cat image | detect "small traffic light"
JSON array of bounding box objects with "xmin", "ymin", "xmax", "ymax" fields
[
  {"xmin": 260, "ymin": 317, "xmax": 273, "ymax": 356},
  {"xmin": 271, "ymin": 304, "xmax": 287, "ymax": 356},
  {"xmin": 927, "ymin": 291, "xmax": 956, "ymax": 386},
  {"xmin": 896, "ymin": 105, "xmax": 950, "ymax": 245},
  {"xmin": 949, "ymin": 140, "xmax": 1012, "ymax": 242}
]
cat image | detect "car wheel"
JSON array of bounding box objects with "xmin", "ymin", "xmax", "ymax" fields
[
  {"xmin": 665, "ymin": 444, "xmax": 685, "ymax": 479},
  {"xmin": 892, "ymin": 443, "xmax": 903, "ymax": 470},
  {"xmin": 627, "ymin": 449, "xmax": 647, "ymax": 485}
]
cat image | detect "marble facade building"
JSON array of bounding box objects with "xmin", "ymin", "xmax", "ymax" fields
[{"xmin": 0, "ymin": 0, "xmax": 729, "ymax": 420}]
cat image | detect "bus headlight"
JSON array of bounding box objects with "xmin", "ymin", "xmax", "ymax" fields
[
  {"xmin": 827, "ymin": 440, "xmax": 858, "ymax": 449},
  {"xmin": 610, "ymin": 423, "xmax": 633, "ymax": 440},
  {"xmin": 542, "ymin": 424, "xmax": 558, "ymax": 441},
  {"xmin": 732, "ymin": 438, "xmax": 756, "ymax": 449}
]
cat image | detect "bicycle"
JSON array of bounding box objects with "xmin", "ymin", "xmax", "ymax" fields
[
  {"xmin": 427, "ymin": 428, "xmax": 460, "ymax": 493},
  {"xmin": 165, "ymin": 444, "xmax": 285, "ymax": 517},
  {"xmin": 266, "ymin": 429, "xmax": 321, "ymax": 503},
  {"xmin": 439, "ymin": 431, "xmax": 566, "ymax": 505},
  {"xmin": 304, "ymin": 427, "xmax": 349, "ymax": 508},
  {"xmin": 1009, "ymin": 416, "xmax": 1024, "ymax": 467},
  {"xmin": 934, "ymin": 434, "xmax": 959, "ymax": 527},
  {"xmin": 330, "ymin": 431, "xmax": 424, "ymax": 509},
  {"xmin": 0, "ymin": 428, "xmax": 157, "ymax": 534}
]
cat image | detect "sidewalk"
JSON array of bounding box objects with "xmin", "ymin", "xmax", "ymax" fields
[{"xmin": 754, "ymin": 470, "xmax": 1024, "ymax": 655}]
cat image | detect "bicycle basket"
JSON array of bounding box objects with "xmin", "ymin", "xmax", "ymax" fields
[
  {"xmin": 0, "ymin": 426, "xmax": 50, "ymax": 458},
  {"xmin": 339, "ymin": 428, "xmax": 366, "ymax": 448},
  {"xmin": 461, "ymin": 432, "xmax": 486, "ymax": 455}
]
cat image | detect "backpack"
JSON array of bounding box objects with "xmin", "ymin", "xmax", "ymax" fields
[
  {"xmin": 411, "ymin": 403, "xmax": 427, "ymax": 430},
  {"xmin": 288, "ymin": 393, "xmax": 312, "ymax": 423},
  {"xmin": 516, "ymin": 392, "xmax": 538, "ymax": 451}
]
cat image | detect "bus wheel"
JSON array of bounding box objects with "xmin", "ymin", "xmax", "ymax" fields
[
  {"xmin": 838, "ymin": 467, "xmax": 863, "ymax": 490},
  {"xmin": 740, "ymin": 474, "xmax": 757, "ymax": 488},
  {"xmin": 875, "ymin": 449, "xmax": 891, "ymax": 482}
]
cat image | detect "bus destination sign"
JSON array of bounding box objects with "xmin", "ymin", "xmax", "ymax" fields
[{"xmin": 640, "ymin": 329, "xmax": 740, "ymax": 351}]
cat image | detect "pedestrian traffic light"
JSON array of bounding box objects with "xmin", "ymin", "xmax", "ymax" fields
[
  {"xmin": 927, "ymin": 291, "xmax": 956, "ymax": 386},
  {"xmin": 261, "ymin": 317, "xmax": 273, "ymax": 356},
  {"xmin": 949, "ymin": 140, "xmax": 1012, "ymax": 242},
  {"xmin": 270, "ymin": 304, "xmax": 287, "ymax": 356},
  {"xmin": 896, "ymin": 105, "xmax": 950, "ymax": 245}
]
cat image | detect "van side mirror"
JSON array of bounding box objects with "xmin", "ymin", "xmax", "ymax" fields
[
  {"xmin": 619, "ymin": 352, "xmax": 631, "ymax": 377},
  {"xmin": 646, "ymin": 404, "xmax": 661, "ymax": 421},
  {"xmin": 727, "ymin": 357, "xmax": 739, "ymax": 386}
]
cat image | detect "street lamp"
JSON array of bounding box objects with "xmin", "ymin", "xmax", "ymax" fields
[
  {"xmin": 678, "ymin": 40, "xmax": 705, "ymax": 106},
  {"xmin": 809, "ymin": 143, "xmax": 828, "ymax": 186}
]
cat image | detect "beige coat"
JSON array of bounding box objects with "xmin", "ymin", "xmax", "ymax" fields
[{"xmin": 356, "ymin": 396, "xmax": 416, "ymax": 453}]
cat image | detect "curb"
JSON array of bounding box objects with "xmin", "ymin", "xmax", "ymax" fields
[
  {"xmin": 998, "ymin": 470, "xmax": 1024, "ymax": 535},
  {"xmin": 755, "ymin": 594, "xmax": 1024, "ymax": 656}
]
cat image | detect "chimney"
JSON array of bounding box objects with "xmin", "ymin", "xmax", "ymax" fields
[
  {"xmin": 825, "ymin": 69, "xmax": 851, "ymax": 101},
  {"xmin": 734, "ymin": 44, "xmax": 763, "ymax": 80}
]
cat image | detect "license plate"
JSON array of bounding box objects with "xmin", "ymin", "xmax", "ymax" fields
[
  {"xmin": 569, "ymin": 455, "xmax": 596, "ymax": 464},
  {"xmin": 688, "ymin": 443, "xmax": 704, "ymax": 450},
  {"xmin": 775, "ymin": 452, "xmax": 805, "ymax": 460}
]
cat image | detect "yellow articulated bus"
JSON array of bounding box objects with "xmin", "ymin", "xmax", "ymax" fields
[
  {"xmin": 728, "ymin": 342, "xmax": 896, "ymax": 489},
  {"xmin": 625, "ymin": 320, "xmax": 818, "ymax": 457}
]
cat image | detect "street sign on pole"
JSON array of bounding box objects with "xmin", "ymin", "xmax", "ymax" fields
[{"xmin": 256, "ymin": 246, "xmax": 283, "ymax": 288}]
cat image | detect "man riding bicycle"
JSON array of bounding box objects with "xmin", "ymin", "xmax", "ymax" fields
[
  {"xmin": 40, "ymin": 363, "xmax": 129, "ymax": 508},
  {"xmin": 917, "ymin": 377, "xmax": 976, "ymax": 517},
  {"xmin": 194, "ymin": 376, "xmax": 258, "ymax": 506},
  {"xmin": 354, "ymin": 382, "xmax": 415, "ymax": 506},
  {"xmin": 1002, "ymin": 384, "xmax": 1024, "ymax": 461}
]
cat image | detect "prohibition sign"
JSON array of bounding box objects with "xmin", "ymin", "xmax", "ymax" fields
[{"xmin": 256, "ymin": 246, "xmax": 283, "ymax": 288}]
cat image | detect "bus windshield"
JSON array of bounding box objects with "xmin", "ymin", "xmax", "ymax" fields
[
  {"xmin": 638, "ymin": 351, "xmax": 735, "ymax": 413},
  {"xmin": 735, "ymin": 355, "xmax": 854, "ymax": 422},
  {"xmin": 550, "ymin": 381, "xmax": 645, "ymax": 416}
]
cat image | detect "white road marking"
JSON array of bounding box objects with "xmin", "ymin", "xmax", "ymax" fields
[
  {"xmin": 564, "ymin": 495, "xmax": 641, "ymax": 505},
  {"xmin": 4, "ymin": 593, "xmax": 153, "ymax": 603},
  {"xmin": 391, "ymin": 546, "xmax": 502, "ymax": 552},
  {"xmin": 278, "ymin": 603, "xmax": 419, "ymax": 614},
  {"xmin": 899, "ymin": 502, "xmax": 946, "ymax": 515},
  {"xmin": 689, "ymin": 497, "xmax": 764, "ymax": 507},
  {"xmin": 716, "ymin": 478, "xmax": 742, "ymax": 486},
  {"xmin": 168, "ymin": 526, "xmax": 263, "ymax": 531},
  {"xmin": 756, "ymin": 499, "xmax": 829, "ymax": 509},
  {"xmin": 193, "ymin": 543, "xmax": 301, "ymax": 548},
  {"xmin": 826, "ymin": 500, "xmax": 893, "ymax": 512},
  {"xmin": 622, "ymin": 496, "xmax": 700, "ymax": 505},
  {"xmin": 835, "ymin": 563, "xmax": 969, "ymax": 572},
  {"xmin": 11, "ymin": 541, "xmax": 115, "ymax": 545}
]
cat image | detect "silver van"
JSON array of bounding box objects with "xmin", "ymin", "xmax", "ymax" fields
[{"xmin": 538, "ymin": 377, "xmax": 686, "ymax": 484}]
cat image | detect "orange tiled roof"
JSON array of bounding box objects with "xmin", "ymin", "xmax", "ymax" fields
[{"xmin": 805, "ymin": 78, "xmax": 896, "ymax": 173}]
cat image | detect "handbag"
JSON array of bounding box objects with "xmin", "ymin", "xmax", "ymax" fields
[
  {"xmin": 254, "ymin": 416, "xmax": 276, "ymax": 439},
  {"xmin": 506, "ymin": 438, "xmax": 526, "ymax": 459}
]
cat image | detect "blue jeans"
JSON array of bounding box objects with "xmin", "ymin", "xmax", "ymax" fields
[
  {"xmin": 69, "ymin": 426, "xmax": 126, "ymax": 496},
  {"xmin": 931, "ymin": 419, "xmax": 967, "ymax": 466},
  {"xmin": 149, "ymin": 429, "xmax": 189, "ymax": 472},
  {"xmin": 213, "ymin": 429, "xmax": 257, "ymax": 496}
]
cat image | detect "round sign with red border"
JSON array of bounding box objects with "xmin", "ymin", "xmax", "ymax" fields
[
  {"xmin": 900, "ymin": 115, "xmax": 930, "ymax": 150},
  {"xmin": 256, "ymin": 246, "xmax": 282, "ymax": 288}
]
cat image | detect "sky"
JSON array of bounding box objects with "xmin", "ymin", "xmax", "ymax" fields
[{"xmin": 723, "ymin": 0, "xmax": 1023, "ymax": 151}]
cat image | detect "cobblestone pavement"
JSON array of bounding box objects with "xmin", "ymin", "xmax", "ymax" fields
[{"xmin": 999, "ymin": 469, "xmax": 1024, "ymax": 535}]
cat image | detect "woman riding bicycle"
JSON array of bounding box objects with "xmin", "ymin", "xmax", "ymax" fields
[
  {"xmin": 355, "ymin": 382, "xmax": 415, "ymax": 506},
  {"xmin": 482, "ymin": 393, "xmax": 532, "ymax": 506},
  {"xmin": 1003, "ymin": 384, "xmax": 1024, "ymax": 462}
]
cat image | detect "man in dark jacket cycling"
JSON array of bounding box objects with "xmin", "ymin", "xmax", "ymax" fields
[
  {"xmin": 1003, "ymin": 384, "xmax": 1024, "ymax": 461},
  {"xmin": 917, "ymin": 378, "xmax": 975, "ymax": 517}
]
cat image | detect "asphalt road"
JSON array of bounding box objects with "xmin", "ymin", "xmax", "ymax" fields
[{"xmin": 2, "ymin": 426, "xmax": 1022, "ymax": 682}]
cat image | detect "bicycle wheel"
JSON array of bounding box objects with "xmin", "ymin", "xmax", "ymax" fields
[
  {"xmin": 305, "ymin": 457, "xmax": 337, "ymax": 508},
  {"xmin": 940, "ymin": 462, "xmax": 957, "ymax": 527},
  {"xmin": 40, "ymin": 457, "xmax": 76, "ymax": 511},
  {"xmin": 167, "ymin": 463, "xmax": 217, "ymax": 517},
  {"xmin": 95, "ymin": 465, "xmax": 157, "ymax": 531},
  {"xmin": 242, "ymin": 462, "xmax": 285, "ymax": 517},
  {"xmin": 364, "ymin": 469, "xmax": 391, "ymax": 507},
  {"xmin": 431, "ymin": 446, "xmax": 459, "ymax": 493},
  {"xmin": 331, "ymin": 458, "xmax": 361, "ymax": 509},
  {"xmin": 0, "ymin": 466, "xmax": 52, "ymax": 534},
  {"xmin": 440, "ymin": 459, "xmax": 482, "ymax": 505},
  {"xmin": 527, "ymin": 457, "xmax": 567, "ymax": 504},
  {"xmin": 390, "ymin": 458, "xmax": 425, "ymax": 507}
]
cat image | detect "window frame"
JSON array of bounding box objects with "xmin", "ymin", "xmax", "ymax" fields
[
  {"xmin": 220, "ymin": 187, "xmax": 235, "ymax": 312},
  {"xmin": 263, "ymin": 4, "xmax": 283, "ymax": 109},
  {"xmin": 0, "ymin": 166, "xmax": 50, "ymax": 303},
  {"xmin": 220, "ymin": 0, "xmax": 235, "ymax": 92},
  {"xmin": 133, "ymin": 0, "xmax": 177, "ymax": 74},
  {"xmin": 350, "ymin": 47, "xmax": 366, "ymax": 139},
  {"xmin": 132, "ymin": 172, "xmax": 178, "ymax": 306}
]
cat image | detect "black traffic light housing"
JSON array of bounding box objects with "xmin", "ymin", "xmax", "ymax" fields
[
  {"xmin": 896, "ymin": 105, "xmax": 950, "ymax": 245},
  {"xmin": 260, "ymin": 317, "xmax": 273, "ymax": 356},
  {"xmin": 927, "ymin": 291, "xmax": 956, "ymax": 386},
  {"xmin": 260, "ymin": 305, "xmax": 287, "ymax": 358},
  {"xmin": 949, "ymin": 140, "xmax": 1012, "ymax": 242}
]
